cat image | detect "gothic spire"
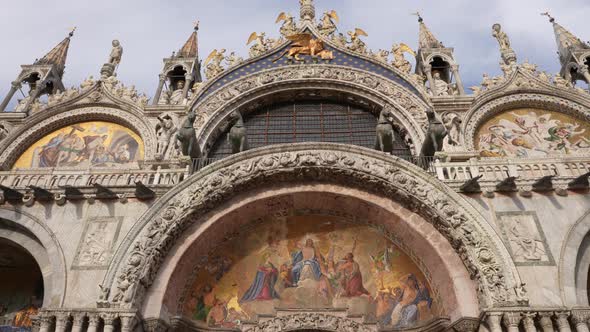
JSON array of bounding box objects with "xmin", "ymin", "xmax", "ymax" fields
[
  {"xmin": 543, "ymin": 13, "xmax": 589, "ymax": 62},
  {"xmin": 36, "ymin": 28, "xmax": 75, "ymax": 77},
  {"xmin": 416, "ymin": 13, "xmax": 443, "ymax": 49},
  {"xmin": 178, "ymin": 22, "xmax": 199, "ymax": 59}
]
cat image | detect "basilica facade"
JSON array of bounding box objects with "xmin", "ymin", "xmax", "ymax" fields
[{"xmin": 1, "ymin": 1, "xmax": 590, "ymax": 332}]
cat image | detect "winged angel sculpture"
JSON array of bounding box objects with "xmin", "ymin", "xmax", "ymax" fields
[
  {"xmin": 276, "ymin": 12, "xmax": 297, "ymax": 37},
  {"xmin": 347, "ymin": 28, "xmax": 368, "ymax": 53},
  {"xmin": 204, "ymin": 49, "xmax": 226, "ymax": 80},
  {"xmin": 272, "ymin": 33, "xmax": 334, "ymax": 63},
  {"xmin": 318, "ymin": 10, "xmax": 339, "ymax": 36}
]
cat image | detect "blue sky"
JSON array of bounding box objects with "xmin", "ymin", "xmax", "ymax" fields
[{"xmin": 0, "ymin": 0, "xmax": 588, "ymax": 107}]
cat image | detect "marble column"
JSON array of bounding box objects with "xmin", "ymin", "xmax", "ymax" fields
[
  {"xmin": 101, "ymin": 314, "xmax": 117, "ymax": 332},
  {"xmin": 503, "ymin": 312, "xmax": 521, "ymax": 332},
  {"xmin": 522, "ymin": 313, "xmax": 537, "ymax": 332},
  {"xmin": 539, "ymin": 313, "xmax": 555, "ymax": 332},
  {"xmin": 54, "ymin": 313, "xmax": 70, "ymax": 332},
  {"xmin": 571, "ymin": 311, "xmax": 590, "ymax": 332},
  {"xmin": 450, "ymin": 64, "xmax": 465, "ymax": 95},
  {"xmin": 487, "ymin": 312, "xmax": 503, "ymax": 332},
  {"xmin": 555, "ymin": 312, "xmax": 572, "ymax": 332},
  {"xmin": 152, "ymin": 74, "xmax": 167, "ymax": 105},
  {"xmin": 38, "ymin": 316, "xmax": 53, "ymax": 332},
  {"xmin": 120, "ymin": 316, "xmax": 136, "ymax": 332},
  {"xmin": 0, "ymin": 81, "xmax": 21, "ymax": 112},
  {"xmin": 71, "ymin": 313, "xmax": 86, "ymax": 332},
  {"xmin": 424, "ymin": 65, "xmax": 437, "ymax": 96},
  {"xmin": 86, "ymin": 314, "xmax": 100, "ymax": 332}
]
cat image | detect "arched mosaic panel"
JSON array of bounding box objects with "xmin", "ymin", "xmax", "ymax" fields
[
  {"xmin": 13, "ymin": 121, "xmax": 144, "ymax": 169},
  {"xmin": 476, "ymin": 108, "xmax": 590, "ymax": 157},
  {"xmin": 183, "ymin": 215, "xmax": 441, "ymax": 329}
]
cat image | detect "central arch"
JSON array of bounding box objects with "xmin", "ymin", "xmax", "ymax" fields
[{"xmin": 103, "ymin": 143, "xmax": 520, "ymax": 318}]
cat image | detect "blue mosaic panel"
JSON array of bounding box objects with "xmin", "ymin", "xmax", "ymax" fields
[{"xmin": 196, "ymin": 44, "xmax": 423, "ymax": 103}]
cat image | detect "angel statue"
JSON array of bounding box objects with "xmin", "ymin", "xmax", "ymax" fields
[
  {"xmin": 204, "ymin": 49, "xmax": 226, "ymax": 80},
  {"xmin": 276, "ymin": 12, "xmax": 297, "ymax": 37},
  {"xmin": 247, "ymin": 32, "xmax": 268, "ymax": 58},
  {"xmin": 225, "ymin": 51, "xmax": 243, "ymax": 68},
  {"xmin": 391, "ymin": 43, "xmax": 415, "ymax": 74},
  {"xmin": 318, "ymin": 10, "xmax": 339, "ymax": 37},
  {"xmin": 373, "ymin": 49, "xmax": 389, "ymax": 63},
  {"xmin": 347, "ymin": 28, "xmax": 368, "ymax": 54}
]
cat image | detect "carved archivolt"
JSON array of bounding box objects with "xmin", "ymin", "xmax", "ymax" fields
[
  {"xmin": 103, "ymin": 143, "xmax": 521, "ymax": 310},
  {"xmin": 462, "ymin": 92, "xmax": 590, "ymax": 151},
  {"xmin": 190, "ymin": 64, "xmax": 431, "ymax": 155},
  {"xmin": 0, "ymin": 104, "xmax": 157, "ymax": 170}
]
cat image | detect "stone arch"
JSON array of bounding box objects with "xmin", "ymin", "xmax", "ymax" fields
[
  {"xmin": 141, "ymin": 185, "xmax": 480, "ymax": 323},
  {"xmin": 0, "ymin": 104, "xmax": 157, "ymax": 170},
  {"xmin": 461, "ymin": 92, "xmax": 590, "ymax": 151},
  {"xmin": 425, "ymin": 53, "xmax": 455, "ymax": 66},
  {"xmin": 190, "ymin": 65, "xmax": 431, "ymax": 155},
  {"xmin": 103, "ymin": 143, "xmax": 520, "ymax": 312},
  {"xmin": 0, "ymin": 207, "xmax": 67, "ymax": 307},
  {"xmin": 559, "ymin": 208, "xmax": 590, "ymax": 306}
]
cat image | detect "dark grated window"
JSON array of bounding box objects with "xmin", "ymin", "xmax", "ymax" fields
[{"xmin": 208, "ymin": 101, "xmax": 411, "ymax": 158}]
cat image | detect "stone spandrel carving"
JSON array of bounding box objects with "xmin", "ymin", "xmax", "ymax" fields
[
  {"xmin": 496, "ymin": 212, "xmax": 555, "ymax": 266},
  {"xmin": 107, "ymin": 145, "xmax": 518, "ymax": 309},
  {"xmin": 73, "ymin": 217, "xmax": 123, "ymax": 269}
]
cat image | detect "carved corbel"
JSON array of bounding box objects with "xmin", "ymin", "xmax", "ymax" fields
[
  {"xmin": 22, "ymin": 191, "xmax": 35, "ymax": 207},
  {"xmin": 518, "ymin": 185, "xmax": 533, "ymax": 198},
  {"xmin": 54, "ymin": 193, "xmax": 67, "ymax": 206}
]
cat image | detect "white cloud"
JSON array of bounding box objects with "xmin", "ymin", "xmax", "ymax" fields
[{"xmin": 0, "ymin": 0, "xmax": 587, "ymax": 107}]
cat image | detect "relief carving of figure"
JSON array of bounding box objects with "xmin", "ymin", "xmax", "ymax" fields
[
  {"xmin": 508, "ymin": 217, "xmax": 545, "ymax": 261},
  {"xmin": 80, "ymin": 75, "xmax": 95, "ymax": 91},
  {"xmin": 374, "ymin": 49, "xmax": 390, "ymax": 64},
  {"xmin": 276, "ymin": 12, "xmax": 297, "ymax": 37},
  {"xmin": 156, "ymin": 114, "xmax": 178, "ymax": 158},
  {"xmin": 318, "ymin": 10, "xmax": 339, "ymax": 37},
  {"xmin": 347, "ymin": 28, "xmax": 368, "ymax": 54},
  {"xmin": 442, "ymin": 112, "xmax": 461, "ymax": 149},
  {"xmin": 492, "ymin": 24, "xmax": 511, "ymax": 51},
  {"xmin": 78, "ymin": 222, "xmax": 113, "ymax": 266},
  {"xmin": 391, "ymin": 43, "xmax": 415, "ymax": 73}
]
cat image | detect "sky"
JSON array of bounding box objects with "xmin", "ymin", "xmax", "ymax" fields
[{"xmin": 0, "ymin": 0, "xmax": 588, "ymax": 108}]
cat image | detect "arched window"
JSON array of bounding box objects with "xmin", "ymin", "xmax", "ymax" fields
[{"xmin": 208, "ymin": 100, "xmax": 412, "ymax": 159}]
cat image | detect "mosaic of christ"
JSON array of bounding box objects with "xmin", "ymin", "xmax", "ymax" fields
[
  {"xmin": 13, "ymin": 121, "xmax": 144, "ymax": 169},
  {"xmin": 476, "ymin": 109, "xmax": 590, "ymax": 158},
  {"xmin": 183, "ymin": 215, "xmax": 441, "ymax": 329}
]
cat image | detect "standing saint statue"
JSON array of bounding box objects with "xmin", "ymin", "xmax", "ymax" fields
[
  {"xmin": 169, "ymin": 81, "xmax": 185, "ymax": 105},
  {"xmin": 492, "ymin": 24, "xmax": 511, "ymax": 51},
  {"xmin": 109, "ymin": 40, "xmax": 123, "ymax": 66}
]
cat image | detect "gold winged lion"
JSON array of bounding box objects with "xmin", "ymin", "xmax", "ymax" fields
[{"xmin": 272, "ymin": 33, "xmax": 330, "ymax": 63}]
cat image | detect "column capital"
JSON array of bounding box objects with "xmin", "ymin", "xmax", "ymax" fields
[
  {"xmin": 158, "ymin": 74, "xmax": 167, "ymax": 82},
  {"xmin": 10, "ymin": 81, "xmax": 22, "ymax": 89},
  {"xmin": 578, "ymin": 65, "xmax": 589, "ymax": 75},
  {"xmin": 100, "ymin": 313, "xmax": 118, "ymax": 325},
  {"xmin": 184, "ymin": 73, "xmax": 192, "ymax": 80},
  {"xmin": 87, "ymin": 313, "xmax": 101, "ymax": 326},
  {"xmin": 538, "ymin": 312, "xmax": 555, "ymax": 329},
  {"xmin": 451, "ymin": 64, "xmax": 460, "ymax": 71},
  {"xmin": 503, "ymin": 312, "xmax": 521, "ymax": 328},
  {"xmin": 522, "ymin": 312, "xmax": 536, "ymax": 332},
  {"xmin": 554, "ymin": 311, "xmax": 572, "ymax": 331},
  {"xmin": 486, "ymin": 312, "xmax": 503, "ymax": 332},
  {"xmin": 423, "ymin": 64, "xmax": 433, "ymax": 72},
  {"xmin": 120, "ymin": 315, "xmax": 137, "ymax": 332},
  {"xmin": 571, "ymin": 310, "xmax": 590, "ymax": 325},
  {"xmin": 72, "ymin": 313, "xmax": 86, "ymax": 325}
]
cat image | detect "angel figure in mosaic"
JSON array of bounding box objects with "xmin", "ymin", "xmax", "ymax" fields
[
  {"xmin": 318, "ymin": 10, "xmax": 339, "ymax": 37},
  {"xmin": 276, "ymin": 12, "xmax": 297, "ymax": 37},
  {"xmin": 248, "ymin": 32, "xmax": 268, "ymax": 58},
  {"xmin": 391, "ymin": 43, "xmax": 415, "ymax": 74},
  {"xmin": 347, "ymin": 28, "xmax": 368, "ymax": 54},
  {"xmin": 204, "ymin": 49, "xmax": 226, "ymax": 80}
]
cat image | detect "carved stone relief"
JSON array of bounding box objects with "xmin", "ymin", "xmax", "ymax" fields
[
  {"xmin": 191, "ymin": 64, "xmax": 430, "ymax": 155},
  {"xmin": 496, "ymin": 212, "xmax": 554, "ymax": 266},
  {"xmin": 102, "ymin": 144, "xmax": 520, "ymax": 310},
  {"xmin": 72, "ymin": 217, "xmax": 123, "ymax": 270}
]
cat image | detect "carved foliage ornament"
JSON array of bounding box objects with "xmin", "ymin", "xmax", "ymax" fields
[
  {"xmin": 191, "ymin": 64, "xmax": 430, "ymax": 152},
  {"xmin": 244, "ymin": 313, "xmax": 371, "ymax": 332},
  {"xmin": 106, "ymin": 144, "xmax": 520, "ymax": 309}
]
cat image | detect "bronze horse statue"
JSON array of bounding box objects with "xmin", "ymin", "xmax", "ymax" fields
[
  {"xmin": 176, "ymin": 110, "xmax": 201, "ymax": 158},
  {"xmin": 419, "ymin": 109, "xmax": 447, "ymax": 159},
  {"xmin": 227, "ymin": 111, "xmax": 248, "ymax": 154},
  {"xmin": 375, "ymin": 108, "xmax": 396, "ymax": 154}
]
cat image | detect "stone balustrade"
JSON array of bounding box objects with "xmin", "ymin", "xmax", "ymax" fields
[
  {"xmin": 483, "ymin": 309, "xmax": 590, "ymax": 332},
  {"xmin": 0, "ymin": 166, "xmax": 189, "ymax": 190},
  {"xmin": 433, "ymin": 155, "xmax": 590, "ymax": 195}
]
